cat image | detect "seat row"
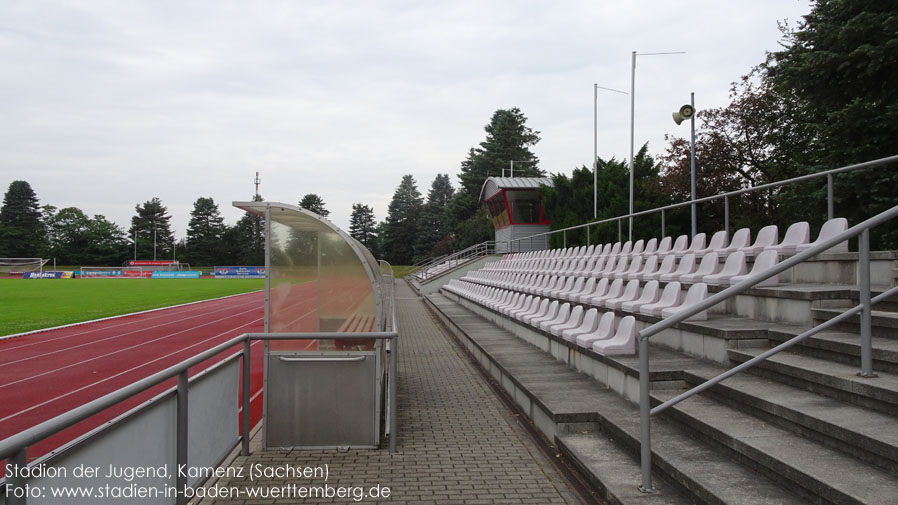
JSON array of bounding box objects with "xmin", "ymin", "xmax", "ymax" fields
[
  {"xmin": 453, "ymin": 271, "xmax": 711, "ymax": 319},
  {"xmin": 444, "ymin": 280, "xmax": 639, "ymax": 355},
  {"xmin": 466, "ymin": 248, "xmax": 782, "ymax": 292},
  {"xmin": 489, "ymin": 218, "xmax": 848, "ymax": 272}
]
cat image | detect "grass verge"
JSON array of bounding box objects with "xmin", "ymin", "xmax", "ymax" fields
[{"xmin": 0, "ymin": 278, "xmax": 263, "ymax": 336}]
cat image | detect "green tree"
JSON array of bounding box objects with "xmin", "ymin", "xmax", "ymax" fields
[
  {"xmin": 765, "ymin": 0, "xmax": 898, "ymax": 245},
  {"xmin": 450, "ymin": 108, "xmax": 543, "ymax": 250},
  {"xmin": 44, "ymin": 207, "xmax": 128, "ymax": 265},
  {"xmin": 414, "ymin": 174, "xmax": 455, "ymax": 261},
  {"xmin": 129, "ymin": 197, "xmax": 173, "ymax": 260},
  {"xmin": 299, "ymin": 194, "xmax": 329, "ymax": 217},
  {"xmin": 185, "ymin": 197, "xmax": 226, "ymax": 266},
  {"xmin": 45, "ymin": 207, "xmax": 91, "ymax": 264},
  {"xmin": 0, "ymin": 181, "xmax": 45, "ymax": 257},
  {"xmin": 541, "ymin": 146, "xmax": 670, "ymax": 247},
  {"xmin": 83, "ymin": 215, "xmax": 129, "ymax": 265},
  {"xmin": 383, "ymin": 175, "xmax": 423, "ymax": 265},
  {"xmin": 349, "ymin": 203, "xmax": 378, "ymax": 255}
]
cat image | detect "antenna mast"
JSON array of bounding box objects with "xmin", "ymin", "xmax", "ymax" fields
[{"xmin": 254, "ymin": 171, "xmax": 261, "ymax": 198}]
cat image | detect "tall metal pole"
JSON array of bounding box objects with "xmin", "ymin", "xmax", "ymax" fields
[
  {"xmin": 153, "ymin": 229, "xmax": 157, "ymax": 261},
  {"xmin": 629, "ymin": 51, "xmax": 685, "ymax": 242},
  {"xmin": 629, "ymin": 51, "xmax": 636, "ymax": 241},
  {"xmin": 594, "ymin": 83, "xmax": 598, "ymax": 219},
  {"xmin": 690, "ymin": 92, "xmax": 697, "ymax": 238},
  {"xmin": 134, "ymin": 229, "xmax": 137, "ymax": 261}
]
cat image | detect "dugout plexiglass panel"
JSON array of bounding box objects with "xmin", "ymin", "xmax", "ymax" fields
[{"xmin": 232, "ymin": 202, "xmax": 383, "ymax": 351}]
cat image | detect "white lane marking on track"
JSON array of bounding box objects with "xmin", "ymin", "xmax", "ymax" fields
[
  {"xmin": 0, "ymin": 297, "xmax": 261, "ymax": 367},
  {"xmin": 0, "ymin": 306, "xmax": 260, "ymax": 390},
  {"xmin": 0, "ymin": 291, "xmax": 262, "ymax": 352},
  {"xmin": 0, "ymin": 319, "xmax": 264, "ymax": 425}
]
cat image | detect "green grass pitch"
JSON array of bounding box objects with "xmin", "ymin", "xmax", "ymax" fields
[{"xmin": 0, "ymin": 278, "xmax": 263, "ymax": 337}]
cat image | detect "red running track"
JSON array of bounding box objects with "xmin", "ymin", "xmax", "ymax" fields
[{"xmin": 0, "ymin": 291, "xmax": 265, "ymax": 463}]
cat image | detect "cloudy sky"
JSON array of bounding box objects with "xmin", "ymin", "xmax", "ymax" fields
[{"xmin": 0, "ymin": 0, "xmax": 812, "ymax": 239}]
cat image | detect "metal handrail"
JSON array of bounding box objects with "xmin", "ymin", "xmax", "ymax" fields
[
  {"xmin": 636, "ymin": 202, "xmax": 898, "ymax": 493},
  {"xmin": 1, "ymin": 277, "xmax": 400, "ymax": 505},
  {"xmin": 507, "ymin": 154, "xmax": 898, "ymax": 251},
  {"xmin": 413, "ymin": 241, "xmax": 498, "ymax": 281}
]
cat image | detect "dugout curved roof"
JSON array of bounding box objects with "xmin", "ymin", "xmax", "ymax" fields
[
  {"xmin": 479, "ymin": 177, "xmax": 553, "ymax": 202},
  {"xmin": 233, "ymin": 201, "xmax": 384, "ymax": 344}
]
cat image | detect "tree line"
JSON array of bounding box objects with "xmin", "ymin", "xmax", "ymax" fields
[{"xmin": 0, "ymin": 183, "xmax": 267, "ymax": 267}]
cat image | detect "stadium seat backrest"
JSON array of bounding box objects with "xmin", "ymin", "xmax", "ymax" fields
[
  {"xmin": 728, "ymin": 228, "xmax": 751, "ymax": 252},
  {"xmin": 780, "ymin": 221, "xmax": 810, "ymax": 248},
  {"xmin": 706, "ymin": 230, "xmax": 729, "ymax": 252},
  {"xmin": 643, "ymin": 238, "xmax": 659, "ymax": 255},
  {"xmin": 656, "ymin": 236, "xmax": 673, "ymax": 255},
  {"xmin": 669, "ymin": 235, "xmax": 689, "ymax": 255},
  {"xmin": 594, "ymin": 312, "xmax": 616, "ymax": 339},
  {"xmin": 798, "ymin": 217, "xmax": 849, "ymax": 253},
  {"xmin": 638, "ymin": 255, "xmax": 660, "ymax": 279},
  {"xmin": 631, "ymin": 239, "xmax": 645, "ymax": 257}
]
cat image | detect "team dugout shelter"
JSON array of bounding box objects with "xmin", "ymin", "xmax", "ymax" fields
[
  {"xmin": 480, "ymin": 176, "xmax": 552, "ymax": 253},
  {"xmin": 233, "ymin": 201, "xmax": 391, "ymax": 450}
]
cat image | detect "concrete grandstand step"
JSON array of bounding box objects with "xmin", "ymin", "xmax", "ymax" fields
[
  {"xmin": 811, "ymin": 307, "xmax": 898, "ymax": 338},
  {"xmin": 559, "ymin": 397, "xmax": 806, "ymax": 505},
  {"xmin": 652, "ymin": 388, "xmax": 898, "ymax": 505},
  {"xmin": 427, "ymin": 292, "xmax": 807, "ymax": 505},
  {"xmin": 682, "ymin": 365, "xmax": 898, "ymax": 474},
  {"xmin": 767, "ymin": 327, "xmax": 898, "ymax": 374},
  {"xmin": 728, "ymin": 348, "xmax": 898, "ymax": 415},
  {"xmin": 556, "ymin": 432, "xmax": 698, "ymax": 505}
]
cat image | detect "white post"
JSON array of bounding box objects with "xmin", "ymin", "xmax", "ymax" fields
[
  {"xmin": 690, "ymin": 92, "xmax": 697, "ymax": 238},
  {"xmin": 629, "ymin": 51, "xmax": 636, "ymax": 241}
]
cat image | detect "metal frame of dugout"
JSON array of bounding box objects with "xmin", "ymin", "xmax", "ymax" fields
[{"xmin": 234, "ymin": 201, "xmax": 397, "ymax": 451}]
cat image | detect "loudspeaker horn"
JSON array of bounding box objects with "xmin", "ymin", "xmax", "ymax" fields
[{"xmin": 672, "ymin": 104, "xmax": 696, "ymax": 125}]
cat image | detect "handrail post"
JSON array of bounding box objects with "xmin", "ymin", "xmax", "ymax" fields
[
  {"xmin": 858, "ymin": 229, "xmax": 876, "ymax": 377},
  {"xmin": 638, "ymin": 336, "xmax": 655, "ymax": 493},
  {"xmin": 587, "ymin": 225, "xmax": 591, "ymax": 246},
  {"xmin": 7, "ymin": 447, "xmax": 27, "ymax": 505},
  {"xmin": 563, "ymin": 230, "xmax": 567, "ymax": 249},
  {"xmin": 827, "ymin": 174, "xmax": 834, "ymax": 220},
  {"xmin": 724, "ymin": 195, "xmax": 730, "ymax": 236},
  {"xmin": 618, "ymin": 219, "xmax": 622, "ymax": 243},
  {"xmin": 176, "ymin": 371, "xmax": 189, "ymax": 505},
  {"xmin": 241, "ymin": 339, "xmax": 251, "ymax": 456},
  {"xmin": 389, "ymin": 335, "xmax": 398, "ymax": 453}
]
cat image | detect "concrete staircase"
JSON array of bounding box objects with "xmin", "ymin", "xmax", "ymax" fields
[{"xmin": 422, "ymin": 252, "xmax": 898, "ymax": 505}]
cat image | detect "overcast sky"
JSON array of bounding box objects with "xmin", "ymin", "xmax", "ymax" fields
[{"xmin": 0, "ymin": 0, "xmax": 813, "ymax": 241}]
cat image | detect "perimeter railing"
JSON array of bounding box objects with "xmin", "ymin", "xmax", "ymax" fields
[
  {"xmin": 505, "ymin": 154, "xmax": 898, "ymax": 253},
  {"xmin": 411, "ymin": 241, "xmax": 498, "ymax": 282},
  {"xmin": 635, "ymin": 202, "xmax": 898, "ymax": 493},
  {"xmin": 0, "ymin": 276, "xmax": 399, "ymax": 505}
]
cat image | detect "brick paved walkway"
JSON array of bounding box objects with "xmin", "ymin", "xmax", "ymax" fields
[{"xmin": 199, "ymin": 282, "xmax": 577, "ymax": 504}]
